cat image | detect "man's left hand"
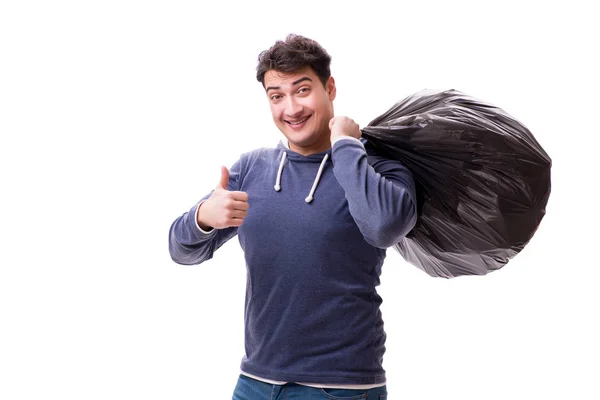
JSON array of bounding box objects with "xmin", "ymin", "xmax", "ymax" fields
[{"xmin": 329, "ymin": 116, "xmax": 361, "ymax": 142}]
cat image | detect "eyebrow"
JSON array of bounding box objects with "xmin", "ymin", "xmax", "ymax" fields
[{"xmin": 265, "ymin": 77, "xmax": 313, "ymax": 92}]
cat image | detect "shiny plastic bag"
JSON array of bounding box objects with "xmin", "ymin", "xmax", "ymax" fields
[{"xmin": 362, "ymin": 89, "xmax": 551, "ymax": 278}]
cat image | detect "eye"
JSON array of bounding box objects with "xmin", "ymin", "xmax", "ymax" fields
[
  {"xmin": 270, "ymin": 94, "xmax": 282, "ymax": 101},
  {"xmin": 298, "ymin": 87, "xmax": 311, "ymax": 94}
]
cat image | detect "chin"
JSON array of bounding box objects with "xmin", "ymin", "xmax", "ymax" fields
[
  {"xmin": 286, "ymin": 137, "xmax": 311, "ymax": 148},
  {"xmin": 289, "ymin": 136, "xmax": 329, "ymax": 152}
]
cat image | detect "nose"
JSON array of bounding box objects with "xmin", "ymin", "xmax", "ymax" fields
[{"xmin": 284, "ymin": 97, "xmax": 303, "ymax": 118}]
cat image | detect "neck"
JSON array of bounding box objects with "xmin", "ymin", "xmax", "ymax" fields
[{"xmin": 288, "ymin": 140, "xmax": 331, "ymax": 156}]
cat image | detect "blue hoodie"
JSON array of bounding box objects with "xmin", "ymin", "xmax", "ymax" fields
[{"xmin": 169, "ymin": 137, "xmax": 417, "ymax": 385}]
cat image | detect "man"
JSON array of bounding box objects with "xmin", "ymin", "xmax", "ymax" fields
[{"xmin": 169, "ymin": 34, "xmax": 417, "ymax": 399}]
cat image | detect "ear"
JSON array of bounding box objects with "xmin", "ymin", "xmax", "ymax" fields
[{"xmin": 326, "ymin": 76, "xmax": 337, "ymax": 101}]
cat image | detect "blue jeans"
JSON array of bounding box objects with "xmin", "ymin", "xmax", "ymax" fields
[{"xmin": 232, "ymin": 374, "xmax": 388, "ymax": 399}]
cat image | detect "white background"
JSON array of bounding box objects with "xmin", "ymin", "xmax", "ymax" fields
[{"xmin": 1, "ymin": 1, "xmax": 598, "ymax": 399}]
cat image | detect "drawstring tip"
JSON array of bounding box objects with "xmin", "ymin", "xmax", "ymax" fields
[
  {"xmin": 305, "ymin": 196, "xmax": 313, "ymax": 203},
  {"xmin": 274, "ymin": 185, "xmax": 281, "ymax": 191}
]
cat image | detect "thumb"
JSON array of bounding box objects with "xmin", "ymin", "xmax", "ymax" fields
[{"xmin": 217, "ymin": 166, "xmax": 229, "ymax": 189}]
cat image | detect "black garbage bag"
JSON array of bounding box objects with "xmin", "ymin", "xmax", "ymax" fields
[{"xmin": 361, "ymin": 89, "xmax": 551, "ymax": 278}]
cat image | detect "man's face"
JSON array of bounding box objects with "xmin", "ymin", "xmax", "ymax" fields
[{"xmin": 264, "ymin": 66, "xmax": 336, "ymax": 155}]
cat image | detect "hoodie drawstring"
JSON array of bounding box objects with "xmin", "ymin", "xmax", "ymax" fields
[
  {"xmin": 305, "ymin": 154, "xmax": 329, "ymax": 203},
  {"xmin": 274, "ymin": 151, "xmax": 286, "ymax": 192},
  {"xmin": 273, "ymin": 151, "xmax": 329, "ymax": 204}
]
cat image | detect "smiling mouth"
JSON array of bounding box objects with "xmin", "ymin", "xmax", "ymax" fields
[{"xmin": 285, "ymin": 115, "xmax": 311, "ymax": 125}]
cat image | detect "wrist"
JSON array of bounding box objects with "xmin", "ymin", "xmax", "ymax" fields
[
  {"xmin": 332, "ymin": 135, "xmax": 363, "ymax": 146},
  {"xmin": 195, "ymin": 201, "xmax": 214, "ymax": 233}
]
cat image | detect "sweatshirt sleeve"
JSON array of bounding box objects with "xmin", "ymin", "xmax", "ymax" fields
[
  {"xmin": 331, "ymin": 137, "xmax": 417, "ymax": 249},
  {"xmin": 168, "ymin": 158, "xmax": 243, "ymax": 265}
]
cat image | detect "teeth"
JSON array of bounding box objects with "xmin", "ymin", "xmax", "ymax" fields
[{"xmin": 289, "ymin": 116, "xmax": 309, "ymax": 125}]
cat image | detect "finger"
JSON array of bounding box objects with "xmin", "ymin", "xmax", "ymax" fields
[
  {"xmin": 232, "ymin": 200, "xmax": 250, "ymax": 211},
  {"xmin": 230, "ymin": 210, "xmax": 248, "ymax": 219},
  {"xmin": 224, "ymin": 206, "xmax": 247, "ymax": 218},
  {"xmin": 230, "ymin": 191, "xmax": 249, "ymax": 202},
  {"xmin": 228, "ymin": 218, "xmax": 245, "ymax": 227},
  {"xmin": 217, "ymin": 166, "xmax": 230, "ymax": 189}
]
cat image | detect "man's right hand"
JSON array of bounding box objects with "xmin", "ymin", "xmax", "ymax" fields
[{"xmin": 196, "ymin": 166, "xmax": 249, "ymax": 230}]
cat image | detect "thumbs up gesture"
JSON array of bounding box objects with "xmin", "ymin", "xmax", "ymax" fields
[{"xmin": 196, "ymin": 166, "xmax": 250, "ymax": 230}]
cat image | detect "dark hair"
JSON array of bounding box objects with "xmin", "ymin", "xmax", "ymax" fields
[{"xmin": 256, "ymin": 34, "xmax": 332, "ymax": 87}]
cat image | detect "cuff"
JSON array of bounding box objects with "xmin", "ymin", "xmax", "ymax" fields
[
  {"xmin": 194, "ymin": 200, "xmax": 215, "ymax": 234},
  {"xmin": 332, "ymin": 136, "xmax": 365, "ymax": 148}
]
